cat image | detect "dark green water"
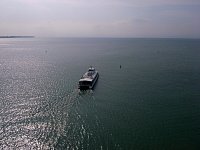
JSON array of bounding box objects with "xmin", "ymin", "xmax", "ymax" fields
[{"xmin": 0, "ymin": 38, "xmax": 200, "ymax": 149}]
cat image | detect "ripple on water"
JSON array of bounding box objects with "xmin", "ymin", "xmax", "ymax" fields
[
  {"xmin": 0, "ymin": 64, "xmax": 114, "ymax": 149},
  {"xmin": 0, "ymin": 53, "xmax": 73, "ymax": 149}
]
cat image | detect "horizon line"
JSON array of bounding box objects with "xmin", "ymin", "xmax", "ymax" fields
[{"xmin": 1, "ymin": 35, "xmax": 200, "ymax": 40}]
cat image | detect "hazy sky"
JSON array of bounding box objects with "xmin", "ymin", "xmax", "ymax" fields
[{"xmin": 1, "ymin": 0, "xmax": 200, "ymax": 38}]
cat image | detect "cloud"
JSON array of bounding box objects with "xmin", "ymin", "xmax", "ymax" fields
[{"xmin": 0, "ymin": 0, "xmax": 200, "ymax": 38}]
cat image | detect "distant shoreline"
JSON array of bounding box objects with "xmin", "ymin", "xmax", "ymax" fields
[{"xmin": 0, "ymin": 36, "xmax": 34, "ymax": 38}]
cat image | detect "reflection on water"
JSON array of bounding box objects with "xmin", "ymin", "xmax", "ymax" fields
[
  {"xmin": 0, "ymin": 55, "xmax": 106, "ymax": 149},
  {"xmin": 0, "ymin": 60, "xmax": 101, "ymax": 149}
]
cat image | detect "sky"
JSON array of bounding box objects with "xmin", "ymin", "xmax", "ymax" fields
[{"xmin": 0, "ymin": 0, "xmax": 200, "ymax": 38}]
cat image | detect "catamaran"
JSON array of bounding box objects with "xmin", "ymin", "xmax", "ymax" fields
[{"xmin": 78, "ymin": 67, "xmax": 99, "ymax": 90}]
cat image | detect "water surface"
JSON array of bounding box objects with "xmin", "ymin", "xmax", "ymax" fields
[{"xmin": 0, "ymin": 38, "xmax": 200, "ymax": 149}]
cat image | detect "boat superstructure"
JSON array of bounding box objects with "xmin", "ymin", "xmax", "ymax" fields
[{"xmin": 78, "ymin": 67, "xmax": 99, "ymax": 90}]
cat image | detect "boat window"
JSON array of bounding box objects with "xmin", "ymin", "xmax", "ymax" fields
[
  {"xmin": 88, "ymin": 68, "xmax": 95, "ymax": 72},
  {"xmin": 79, "ymin": 81, "xmax": 91, "ymax": 85}
]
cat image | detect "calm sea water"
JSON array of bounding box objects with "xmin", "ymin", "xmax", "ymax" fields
[{"xmin": 0, "ymin": 38, "xmax": 200, "ymax": 149}]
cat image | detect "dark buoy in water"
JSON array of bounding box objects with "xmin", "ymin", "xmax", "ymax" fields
[{"xmin": 120, "ymin": 65, "xmax": 122, "ymax": 69}]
